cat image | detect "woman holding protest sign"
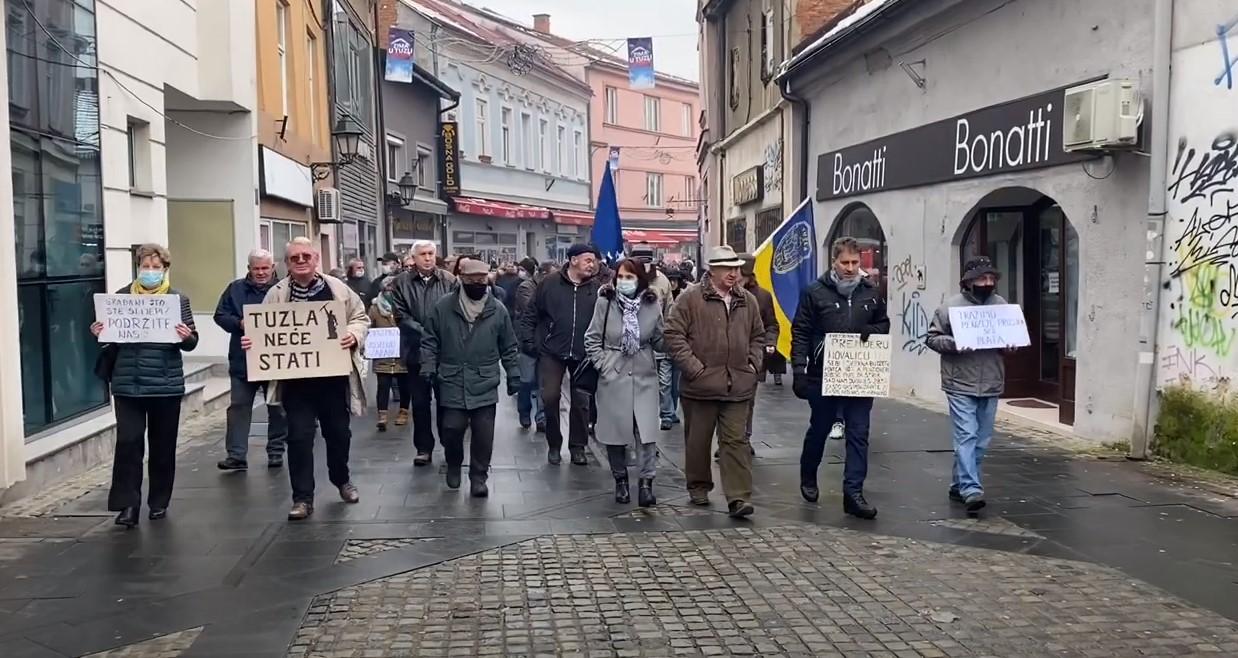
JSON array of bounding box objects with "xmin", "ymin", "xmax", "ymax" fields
[
  {"xmin": 90, "ymin": 243, "xmax": 198, "ymax": 529},
  {"xmin": 369, "ymin": 276, "xmax": 410, "ymax": 432}
]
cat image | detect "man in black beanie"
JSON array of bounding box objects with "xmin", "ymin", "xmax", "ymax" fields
[{"xmin": 519, "ymin": 243, "xmax": 601, "ymax": 465}]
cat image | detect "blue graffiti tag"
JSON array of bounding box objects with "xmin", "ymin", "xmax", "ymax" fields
[
  {"xmin": 1216, "ymin": 16, "xmax": 1238, "ymax": 90},
  {"xmin": 899, "ymin": 291, "xmax": 930, "ymax": 355}
]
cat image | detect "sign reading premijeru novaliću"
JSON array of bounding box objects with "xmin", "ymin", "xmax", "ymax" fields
[
  {"xmin": 243, "ymin": 302, "xmax": 352, "ymax": 381},
  {"xmin": 94, "ymin": 294, "xmax": 183, "ymax": 343}
]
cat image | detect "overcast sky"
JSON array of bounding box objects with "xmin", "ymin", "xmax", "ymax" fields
[{"xmin": 474, "ymin": 0, "xmax": 701, "ymax": 81}]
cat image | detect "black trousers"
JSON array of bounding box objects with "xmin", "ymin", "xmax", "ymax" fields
[
  {"xmin": 375, "ymin": 372, "xmax": 410, "ymax": 411},
  {"xmin": 410, "ymin": 373, "xmax": 444, "ymax": 454},
  {"xmin": 283, "ymin": 377, "xmax": 352, "ymax": 504},
  {"xmin": 109, "ymin": 395, "xmax": 183, "ymax": 511},
  {"xmin": 440, "ymin": 405, "xmax": 496, "ymax": 479},
  {"xmin": 538, "ymin": 356, "xmax": 590, "ymax": 451}
]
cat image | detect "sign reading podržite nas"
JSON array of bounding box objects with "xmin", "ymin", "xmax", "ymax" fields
[
  {"xmin": 94, "ymin": 294, "xmax": 182, "ymax": 343},
  {"xmin": 243, "ymin": 302, "xmax": 352, "ymax": 381},
  {"xmin": 822, "ymin": 333, "xmax": 891, "ymax": 398}
]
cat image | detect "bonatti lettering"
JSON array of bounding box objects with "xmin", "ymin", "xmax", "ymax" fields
[
  {"xmin": 954, "ymin": 104, "xmax": 1053, "ymax": 176},
  {"xmin": 832, "ymin": 146, "xmax": 887, "ymax": 196}
]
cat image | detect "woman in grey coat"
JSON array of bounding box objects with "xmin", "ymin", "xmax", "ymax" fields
[{"xmin": 584, "ymin": 259, "xmax": 665, "ymax": 507}]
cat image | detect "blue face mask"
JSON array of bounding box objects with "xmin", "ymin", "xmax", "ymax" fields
[
  {"xmin": 138, "ymin": 269, "xmax": 164, "ymax": 289},
  {"xmin": 616, "ymin": 280, "xmax": 638, "ymax": 297}
]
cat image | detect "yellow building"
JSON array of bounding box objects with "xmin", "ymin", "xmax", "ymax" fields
[{"xmin": 255, "ymin": 0, "xmax": 334, "ymax": 269}]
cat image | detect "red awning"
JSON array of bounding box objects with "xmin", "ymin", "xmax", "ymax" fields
[
  {"xmin": 451, "ymin": 197, "xmax": 551, "ymax": 220},
  {"xmin": 553, "ymin": 210, "xmax": 593, "ymax": 227},
  {"xmin": 623, "ymin": 229, "xmax": 695, "ymax": 245}
]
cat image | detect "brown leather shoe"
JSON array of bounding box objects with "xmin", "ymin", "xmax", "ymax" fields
[
  {"xmin": 338, "ymin": 482, "xmax": 360, "ymax": 504},
  {"xmin": 287, "ymin": 502, "xmax": 314, "ymax": 520},
  {"xmin": 394, "ymin": 409, "xmax": 410, "ymax": 426},
  {"xmin": 376, "ymin": 411, "xmax": 388, "ymax": 432},
  {"xmin": 689, "ymin": 490, "xmax": 710, "ymax": 506}
]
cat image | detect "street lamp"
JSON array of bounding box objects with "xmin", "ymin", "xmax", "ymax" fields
[
  {"xmin": 387, "ymin": 171, "xmax": 418, "ymax": 207},
  {"xmin": 310, "ymin": 117, "xmax": 365, "ymax": 180}
]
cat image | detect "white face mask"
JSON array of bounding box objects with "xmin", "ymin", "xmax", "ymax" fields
[{"xmin": 353, "ymin": 269, "xmax": 366, "ymax": 279}]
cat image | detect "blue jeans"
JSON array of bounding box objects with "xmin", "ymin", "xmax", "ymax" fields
[
  {"xmin": 946, "ymin": 393, "xmax": 999, "ymax": 497},
  {"xmin": 801, "ymin": 396, "xmax": 874, "ymax": 496},
  {"xmin": 517, "ymin": 353, "xmax": 543, "ymax": 424},
  {"xmin": 657, "ymin": 357, "xmax": 679, "ymax": 423}
]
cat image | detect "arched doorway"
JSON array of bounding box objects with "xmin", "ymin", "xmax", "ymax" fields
[
  {"xmin": 828, "ymin": 203, "xmax": 887, "ymax": 300},
  {"xmin": 959, "ymin": 188, "xmax": 1079, "ymax": 425}
]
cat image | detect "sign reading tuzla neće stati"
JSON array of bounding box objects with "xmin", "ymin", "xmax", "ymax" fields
[{"xmin": 243, "ymin": 301, "xmax": 352, "ymax": 381}]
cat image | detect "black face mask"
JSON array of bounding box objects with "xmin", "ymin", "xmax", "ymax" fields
[
  {"xmin": 971, "ymin": 284, "xmax": 995, "ymax": 302},
  {"xmin": 463, "ymin": 283, "xmax": 488, "ymax": 300}
]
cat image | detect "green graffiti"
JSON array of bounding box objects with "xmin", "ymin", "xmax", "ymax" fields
[{"xmin": 1174, "ymin": 264, "xmax": 1238, "ymax": 356}]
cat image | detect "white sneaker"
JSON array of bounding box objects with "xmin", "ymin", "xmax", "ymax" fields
[{"xmin": 828, "ymin": 422, "xmax": 845, "ymax": 440}]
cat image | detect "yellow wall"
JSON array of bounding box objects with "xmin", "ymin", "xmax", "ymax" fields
[{"xmin": 255, "ymin": 0, "xmax": 330, "ymax": 167}]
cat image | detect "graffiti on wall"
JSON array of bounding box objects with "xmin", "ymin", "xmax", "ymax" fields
[
  {"xmin": 892, "ymin": 254, "xmax": 927, "ymax": 291},
  {"xmin": 1161, "ymin": 344, "xmax": 1226, "ymax": 390},
  {"xmin": 1215, "ymin": 15, "xmax": 1237, "ymax": 90},
  {"xmin": 764, "ymin": 138, "xmax": 783, "ymax": 196},
  {"xmin": 898, "ymin": 290, "xmax": 930, "ymax": 355}
]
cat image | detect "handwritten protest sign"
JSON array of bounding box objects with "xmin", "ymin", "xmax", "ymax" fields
[
  {"xmin": 244, "ymin": 301, "xmax": 352, "ymax": 381},
  {"xmin": 94, "ymin": 294, "xmax": 182, "ymax": 343},
  {"xmin": 822, "ymin": 333, "xmax": 891, "ymax": 398},
  {"xmin": 364, "ymin": 327, "xmax": 400, "ymax": 360},
  {"xmin": 948, "ymin": 304, "xmax": 1030, "ymax": 351}
]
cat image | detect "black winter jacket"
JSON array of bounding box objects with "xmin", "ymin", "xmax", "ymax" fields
[
  {"xmin": 214, "ymin": 276, "xmax": 276, "ymax": 379},
  {"xmin": 391, "ymin": 267, "xmax": 457, "ymax": 366},
  {"xmin": 518, "ymin": 269, "xmax": 601, "ymax": 360},
  {"xmin": 110, "ymin": 287, "xmax": 199, "ymax": 397},
  {"xmin": 790, "ymin": 276, "xmax": 890, "ymax": 376}
]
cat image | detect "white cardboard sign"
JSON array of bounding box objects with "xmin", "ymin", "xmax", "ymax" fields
[
  {"xmin": 364, "ymin": 327, "xmax": 401, "ymax": 360},
  {"xmin": 93, "ymin": 294, "xmax": 182, "ymax": 343},
  {"xmin": 243, "ymin": 301, "xmax": 353, "ymax": 381},
  {"xmin": 948, "ymin": 304, "xmax": 1031, "ymax": 351},
  {"xmin": 822, "ymin": 333, "xmax": 891, "ymax": 398}
]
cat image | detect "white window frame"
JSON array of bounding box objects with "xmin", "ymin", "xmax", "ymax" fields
[
  {"xmin": 520, "ymin": 112, "xmax": 534, "ymax": 170},
  {"xmin": 556, "ymin": 125, "xmax": 566, "ymax": 176},
  {"xmin": 415, "ymin": 145, "xmax": 431, "ymax": 188},
  {"xmin": 500, "ymin": 106, "xmax": 513, "ymax": 165},
  {"xmin": 604, "ymin": 86, "xmax": 618, "ymax": 124},
  {"xmin": 573, "ymin": 130, "xmax": 584, "ymax": 180},
  {"xmin": 682, "ymin": 102, "xmax": 693, "ymax": 137},
  {"xmin": 646, "ymin": 172, "xmax": 663, "ymax": 208},
  {"xmin": 644, "ymin": 95, "xmax": 661, "ymax": 132},
  {"xmin": 260, "ymin": 218, "xmax": 310, "ymax": 265},
  {"xmin": 277, "ymin": 1, "xmax": 290, "ymax": 123},
  {"xmin": 762, "ymin": 9, "xmax": 775, "ymax": 79},
  {"xmin": 306, "ymin": 30, "xmax": 318, "ymax": 144},
  {"xmin": 385, "ymin": 133, "xmax": 404, "ymax": 183},
  {"xmin": 474, "ymin": 98, "xmax": 490, "ymax": 157},
  {"xmin": 537, "ymin": 118, "xmax": 549, "ymax": 172}
]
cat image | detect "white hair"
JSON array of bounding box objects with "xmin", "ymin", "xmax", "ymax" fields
[
  {"xmin": 247, "ymin": 249, "xmax": 274, "ymax": 265},
  {"xmin": 411, "ymin": 240, "xmax": 437, "ymax": 255}
]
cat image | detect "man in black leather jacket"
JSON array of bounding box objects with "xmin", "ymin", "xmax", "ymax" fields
[
  {"xmin": 391, "ymin": 239, "xmax": 457, "ymax": 466},
  {"xmin": 790, "ymin": 237, "xmax": 890, "ymax": 520}
]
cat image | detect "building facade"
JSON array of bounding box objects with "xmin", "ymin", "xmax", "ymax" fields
[
  {"xmin": 256, "ymin": 0, "xmax": 334, "ymax": 270},
  {"xmin": 779, "ymin": 0, "xmax": 1235, "ymax": 445},
  {"xmin": 401, "ymin": 0, "xmax": 595, "ymax": 263},
  {"xmin": 2, "ymin": 0, "xmax": 257, "ymax": 492}
]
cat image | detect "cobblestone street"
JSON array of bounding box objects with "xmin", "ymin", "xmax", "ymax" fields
[{"xmin": 2, "ymin": 387, "xmax": 1236, "ymax": 657}]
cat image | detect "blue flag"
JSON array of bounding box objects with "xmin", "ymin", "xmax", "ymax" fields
[
  {"xmin": 752, "ymin": 199, "xmax": 817, "ymax": 358},
  {"xmin": 591, "ymin": 165, "xmax": 624, "ymax": 264}
]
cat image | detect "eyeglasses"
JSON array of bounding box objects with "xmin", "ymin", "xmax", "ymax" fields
[{"xmin": 288, "ymin": 253, "xmax": 313, "ymax": 264}]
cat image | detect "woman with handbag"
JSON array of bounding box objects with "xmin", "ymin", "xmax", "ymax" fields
[
  {"xmin": 91, "ymin": 243, "xmax": 198, "ymax": 528},
  {"xmin": 584, "ymin": 259, "xmax": 665, "ymax": 507}
]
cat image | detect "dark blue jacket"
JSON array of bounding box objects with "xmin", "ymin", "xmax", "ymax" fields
[
  {"xmin": 214, "ymin": 276, "xmax": 276, "ymax": 379},
  {"xmin": 110, "ymin": 288, "xmax": 198, "ymax": 398}
]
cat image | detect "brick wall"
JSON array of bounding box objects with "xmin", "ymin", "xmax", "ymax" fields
[
  {"xmin": 376, "ymin": 0, "xmax": 398, "ymax": 48},
  {"xmin": 792, "ymin": 0, "xmax": 861, "ymax": 53}
]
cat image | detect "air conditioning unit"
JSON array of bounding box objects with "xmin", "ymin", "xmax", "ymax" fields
[
  {"xmin": 1063, "ymin": 78, "xmax": 1139, "ymax": 152},
  {"xmin": 316, "ymin": 187, "xmax": 341, "ymax": 223}
]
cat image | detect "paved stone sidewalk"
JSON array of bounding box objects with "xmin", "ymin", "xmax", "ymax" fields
[{"xmin": 288, "ymin": 525, "xmax": 1238, "ymax": 658}]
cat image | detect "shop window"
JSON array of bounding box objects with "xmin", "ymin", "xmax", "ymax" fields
[
  {"xmin": 726, "ymin": 217, "xmax": 747, "ymax": 253},
  {"xmin": 828, "ymin": 203, "xmax": 887, "ymax": 300},
  {"xmin": 260, "ymin": 218, "xmax": 310, "ymax": 267}
]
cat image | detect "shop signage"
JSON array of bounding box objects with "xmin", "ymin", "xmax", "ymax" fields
[
  {"xmin": 732, "ymin": 166, "xmax": 764, "ymax": 206},
  {"xmin": 440, "ymin": 121, "xmax": 461, "ymax": 196},
  {"xmin": 93, "ymin": 294, "xmax": 182, "ymax": 343},
  {"xmin": 816, "ymin": 81, "xmax": 1099, "ymax": 201},
  {"xmin": 244, "ymin": 301, "xmax": 353, "ymax": 381},
  {"xmin": 822, "ymin": 333, "xmax": 891, "ymax": 398}
]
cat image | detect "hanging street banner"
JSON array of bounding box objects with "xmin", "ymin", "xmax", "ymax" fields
[
  {"xmin": 243, "ymin": 301, "xmax": 353, "ymax": 381},
  {"xmin": 948, "ymin": 304, "xmax": 1031, "ymax": 351},
  {"xmin": 385, "ymin": 28, "xmax": 415, "ymax": 83},
  {"xmin": 822, "ymin": 333, "xmax": 891, "ymax": 398},
  {"xmin": 364, "ymin": 327, "xmax": 401, "ymax": 360},
  {"xmin": 93, "ymin": 294, "xmax": 182, "ymax": 343},
  {"xmin": 627, "ymin": 37, "xmax": 655, "ymax": 90}
]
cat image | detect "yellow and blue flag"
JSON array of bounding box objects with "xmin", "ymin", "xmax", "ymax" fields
[{"xmin": 752, "ymin": 199, "xmax": 817, "ymax": 358}]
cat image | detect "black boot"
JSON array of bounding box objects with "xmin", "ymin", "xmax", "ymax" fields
[
  {"xmin": 470, "ymin": 477, "xmax": 489, "ymax": 498},
  {"xmin": 800, "ymin": 482, "xmax": 820, "ymax": 503},
  {"xmin": 843, "ymin": 492, "xmax": 878, "ymax": 519},
  {"xmin": 547, "ymin": 445, "xmax": 563, "ymax": 465},
  {"xmin": 114, "ymin": 507, "xmax": 139, "ymax": 529},
  {"xmin": 614, "ymin": 476, "xmax": 630, "ymax": 504},
  {"xmin": 446, "ymin": 467, "xmax": 462, "ymax": 489},
  {"xmin": 638, "ymin": 479, "xmax": 656, "ymax": 507}
]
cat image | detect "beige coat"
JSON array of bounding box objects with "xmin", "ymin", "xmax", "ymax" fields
[{"xmin": 264, "ymin": 275, "xmax": 371, "ymax": 416}]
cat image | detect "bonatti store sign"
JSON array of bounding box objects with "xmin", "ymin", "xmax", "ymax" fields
[{"xmin": 816, "ymin": 81, "xmax": 1100, "ymax": 202}]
